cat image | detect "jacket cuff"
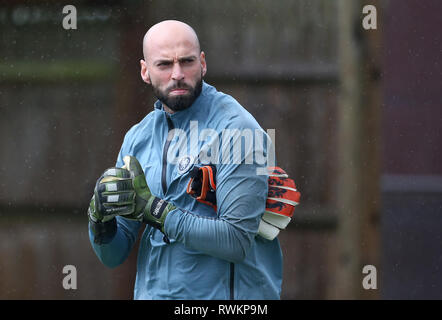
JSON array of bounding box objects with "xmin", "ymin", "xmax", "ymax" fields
[{"xmin": 89, "ymin": 218, "xmax": 117, "ymax": 245}]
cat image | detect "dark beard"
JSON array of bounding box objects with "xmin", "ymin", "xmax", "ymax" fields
[{"xmin": 153, "ymin": 77, "xmax": 203, "ymax": 112}]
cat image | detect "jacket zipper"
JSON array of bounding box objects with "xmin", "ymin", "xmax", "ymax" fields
[
  {"xmin": 162, "ymin": 114, "xmax": 175, "ymax": 195},
  {"xmin": 229, "ymin": 263, "xmax": 235, "ymax": 300}
]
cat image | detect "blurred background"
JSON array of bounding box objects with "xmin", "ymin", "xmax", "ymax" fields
[{"xmin": 0, "ymin": 0, "xmax": 441, "ymax": 299}]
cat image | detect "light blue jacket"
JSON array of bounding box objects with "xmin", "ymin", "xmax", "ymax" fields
[{"xmin": 89, "ymin": 82, "xmax": 282, "ymax": 299}]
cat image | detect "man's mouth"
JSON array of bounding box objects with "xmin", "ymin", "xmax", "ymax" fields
[{"xmin": 169, "ymin": 88, "xmax": 189, "ymax": 95}]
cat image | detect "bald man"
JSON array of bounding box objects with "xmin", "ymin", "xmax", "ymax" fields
[{"xmin": 87, "ymin": 20, "xmax": 283, "ymax": 300}]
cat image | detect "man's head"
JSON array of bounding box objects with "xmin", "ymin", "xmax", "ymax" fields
[{"xmin": 140, "ymin": 20, "xmax": 207, "ymax": 113}]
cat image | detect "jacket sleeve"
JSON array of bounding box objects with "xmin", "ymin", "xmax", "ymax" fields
[
  {"xmin": 164, "ymin": 120, "xmax": 271, "ymax": 263},
  {"xmin": 89, "ymin": 217, "xmax": 141, "ymax": 268},
  {"xmin": 88, "ymin": 128, "xmax": 142, "ymax": 268}
]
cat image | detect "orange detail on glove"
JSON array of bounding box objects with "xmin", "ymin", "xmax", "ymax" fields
[
  {"xmin": 186, "ymin": 165, "xmax": 217, "ymax": 211},
  {"xmin": 266, "ymin": 167, "xmax": 300, "ymax": 218}
]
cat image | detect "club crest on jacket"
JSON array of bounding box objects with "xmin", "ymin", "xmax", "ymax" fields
[{"xmin": 177, "ymin": 155, "xmax": 195, "ymax": 175}]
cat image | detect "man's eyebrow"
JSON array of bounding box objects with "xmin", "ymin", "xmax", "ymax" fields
[
  {"xmin": 153, "ymin": 56, "xmax": 197, "ymax": 64},
  {"xmin": 153, "ymin": 58, "xmax": 173, "ymax": 64},
  {"xmin": 178, "ymin": 55, "xmax": 197, "ymax": 61}
]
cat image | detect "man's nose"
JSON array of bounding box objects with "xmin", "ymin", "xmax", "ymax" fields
[{"xmin": 171, "ymin": 62, "xmax": 184, "ymax": 81}]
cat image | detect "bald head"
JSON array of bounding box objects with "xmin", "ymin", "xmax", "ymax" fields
[
  {"xmin": 139, "ymin": 20, "xmax": 207, "ymax": 113},
  {"xmin": 142, "ymin": 20, "xmax": 201, "ymax": 60}
]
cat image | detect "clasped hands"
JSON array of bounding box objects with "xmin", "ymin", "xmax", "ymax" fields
[{"xmin": 87, "ymin": 156, "xmax": 174, "ymax": 233}]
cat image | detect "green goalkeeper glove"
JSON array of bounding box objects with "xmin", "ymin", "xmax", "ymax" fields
[
  {"xmin": 90, "ymin": 155, "xmax": 176, "ymax": 234},
  {"xmin": 87, "ymin": 166, "xmax": 135, "ymax": 244},
  {"xmin": 88, "ymin": 166, "xmax": 134, "ymax": 223}
]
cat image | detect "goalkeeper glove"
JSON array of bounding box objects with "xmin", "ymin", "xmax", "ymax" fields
[
  {"xmin": 121, "ymin": 155, "xmax": 176, "ymax": 233},
  {"xmin": 257, "ymin": 167, "xmax": 300, "ymax": 240},
  {"xmin": 90, "ymin": 155, "xmax": 175, "ymax": 234},
  {"xmin": 88, "ymin": 166, "xmax": 134, "ymax": 223}
]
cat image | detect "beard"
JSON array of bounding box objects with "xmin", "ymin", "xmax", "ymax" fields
[{"xmin": 152, "ymin": 75, "xmax": 203, "ymax": 112}]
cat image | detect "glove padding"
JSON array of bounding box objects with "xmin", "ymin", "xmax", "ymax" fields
[
  {"xmin": 257, "ymin": 167, "xmax": 300, "ymax": 240},
  {"xmin": 88, "ymin": 156, "xmax": 176, "ymax": 234},
  {"xmin": 121, "ymin": 155, "xmax": 176, "ymax": 233},
  {"xmin": 88, "ymin": 167, "xmax": 135, "ymax": 223}
]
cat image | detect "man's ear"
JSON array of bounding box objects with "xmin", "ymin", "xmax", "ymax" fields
[
  {"xmin": 140, "ymin": 59, "xmax": 151, "ymax": 84},
  {"xmin": 200, "ymin": 51, "xmax": 207, "ymax": 77}
]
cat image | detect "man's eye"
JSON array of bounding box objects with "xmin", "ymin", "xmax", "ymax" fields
[{"xmin": 158, "ymin": 62, "xmax": 171, "ymax": 67}]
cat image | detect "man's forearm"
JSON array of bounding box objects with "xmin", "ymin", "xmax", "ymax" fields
[
  {"xmin": 165, "ymin": 209, "xmax": 256, "ymax": 263},
  {"xmin": 89, "ymin": 217, "xmax": 141, "ymax": 268}
]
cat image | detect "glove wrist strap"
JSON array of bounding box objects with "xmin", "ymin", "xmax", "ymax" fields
[{"xmin": 143, "ymin": 197, "xmax": 176, "ymax": 231}]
